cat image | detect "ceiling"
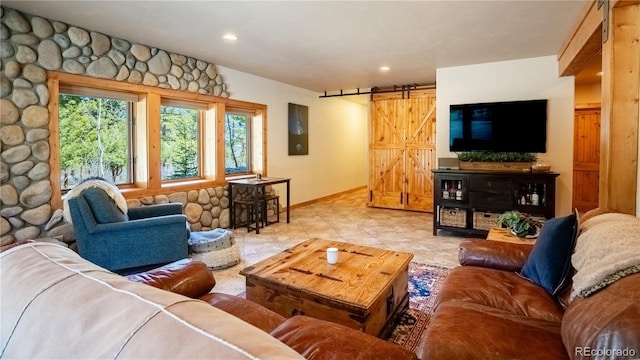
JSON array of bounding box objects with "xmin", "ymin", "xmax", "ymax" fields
[{"xmin": 3, "ymin": 1, "xmax": 591, "ymax": 94}]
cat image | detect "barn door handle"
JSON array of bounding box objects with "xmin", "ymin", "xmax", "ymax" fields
[{"xmin": 400, "ymin": 193, "xmax": 403, "ymax": 204}]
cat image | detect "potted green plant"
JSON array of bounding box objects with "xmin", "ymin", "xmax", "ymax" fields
[
  {"xmin": 457, "ymin": 152, "xmax": 537, "ymax": 172},
  {"xmin": 497, "ymin": 210, "xmax": 543, "ymax": 238}
]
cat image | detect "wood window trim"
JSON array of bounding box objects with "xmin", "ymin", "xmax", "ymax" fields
[
  {"xmin": 47, "ymin": 71, "xmax": 267, "ymax": 207},
  {"xmin": 224, "ymin": 109, "xmax": 256, "ymax": 176}
]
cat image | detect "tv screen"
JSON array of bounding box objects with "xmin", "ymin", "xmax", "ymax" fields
[{"xmin": 449, "ymin": 99, "xmax": 547, "ymax": 153}]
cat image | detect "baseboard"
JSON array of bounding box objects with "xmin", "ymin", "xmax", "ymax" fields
[{"xmin": 287, "ymin": 185, "xmax": 366, "ymax": 210}]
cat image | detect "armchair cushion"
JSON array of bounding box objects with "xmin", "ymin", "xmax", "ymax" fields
[
  {"xmin": 81, "ymin": 187, "xmax": 128, "ymax": 224},
  {"xmin": 127, "ymin": 203, "xmax": 184, "ymax": 220},
  {"xmin": 519, "ymin": 212, "xmax": 579, "ymax": 295}
]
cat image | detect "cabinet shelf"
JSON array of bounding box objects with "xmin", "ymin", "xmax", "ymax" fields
[{"xmin": 433, "ymin": 169, "xmax": 559, "ymax": 236}]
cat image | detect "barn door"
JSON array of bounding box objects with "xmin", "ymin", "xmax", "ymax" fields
[
  {"xmin": 404, "ymin": 95, "xmax": 436, "ymax": 211},
  {"xmin": 369, "ymin": 90, "xmax": 436, "ymax": 212},
  {"xmin": 369, "ymin": 99, "xmax": 406, "ymax": 209},
  {"xmin": 573, "ymin": 107, "xmax": 601, "ymax": 213}
]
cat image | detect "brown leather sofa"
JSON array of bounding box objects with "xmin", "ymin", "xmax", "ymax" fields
[
  {"xmin": 416, "ymin": 209, "xmax": 640, "ymax": 360},
  {"xmin": 127, "ymin": 258, "xmax": 417, "ymax": 360}
]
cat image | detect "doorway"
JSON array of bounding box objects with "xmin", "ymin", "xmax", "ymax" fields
[
  {"xmin": 573, "ymin": 107, "xmax": 600, "ymax": 213},
  {"xmin": 573, "ymin": 54, "xmax": 602, "ymax": 213}
]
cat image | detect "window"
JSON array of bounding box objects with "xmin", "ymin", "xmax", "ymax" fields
[
  {"xmin": 160, "ymin": 103, "xmax": 202, "ymax": 180},
  {"xmin": 49, "ymin": 73, "xmax": 267, "ymax": 207},
  {"xmin": 225, "ymin": 112, "xmax": 250, "ymax": 174},
  {"xmin": 58, "ymin": 87, "xmax": 135, "ymax": 190}
]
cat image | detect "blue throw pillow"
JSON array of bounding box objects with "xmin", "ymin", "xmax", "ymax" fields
[
  {"xmin": 519, "ymin": 212, "xmax": 578, "ymax": 295},
  {"xmin": 81, "ymin": 187, "xmax": 128, "ymax": 224}
]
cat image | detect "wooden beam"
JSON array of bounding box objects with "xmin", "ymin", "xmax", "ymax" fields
[
  {"xmin": 557, "ymin": 0, "xmax": 602, "ymax": 76},
  {"xmin": 599, "ymin": 3, "xmax": 640, "ymax": 214},
  {"xmin": 612, "ymin": 0, "xmax": 640, "ymax": 7},
  {"xmin": 46, "ymin": 78, "xmax": 62, "ymax": 210},
  {"xmin": 215, "ymin": 103, "xmax": 226, "ymax": 181},
  {"xmin": 145, "ymin": 93, "xmax": 162, "ymax": 190}
]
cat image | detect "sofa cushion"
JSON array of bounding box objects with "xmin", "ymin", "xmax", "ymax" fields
[
  {"xmin": 81, "ymin": 187, "xmax": 128, "ymax": 223},
  {"xmin": 561, "ymin": 273, "xmax": 640, "ymax": 360},
  {"xmin": 271, "ymin": 315, "xmax": 417, "ymax": 360},
  {"xmin": 520, "ymin": 212, "xmax": 578, "ymax": 295},
  {"xmin": 416, "ymin": 301, "xmax": 568, "ymax": 360},
  {"xmin": 436, "ymin": 266, "xmax": 563, "ymax": 322},
  {"xmin": 200, "ymin": 292, "xmax": 286, "ymax": 333},
  {"xmin": 571, "ymin": 212, "xmax": 640, "ymax": 300}
]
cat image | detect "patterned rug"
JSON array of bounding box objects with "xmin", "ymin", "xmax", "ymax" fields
[{"xmin": 386, "ymin": 262, "xmax": 450, "ymax": 352}]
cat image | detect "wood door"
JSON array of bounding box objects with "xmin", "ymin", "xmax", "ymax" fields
[
  {"xmin": 573, "ymin": 107, "xmax": 601, "ymax": 213},
  {"xmin": 404, "ymin": 95, "xmax": 436, "ymax": 211},
  {"xmin": 369, "ymin": 99, "xmax": 406, "ymax": 209},
  {"xmin": 369, "ymin": 91, "xmax": 436, "ymax": 212}
]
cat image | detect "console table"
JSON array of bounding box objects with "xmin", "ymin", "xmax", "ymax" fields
[
  {"xmin": 432, "ymin": 169, "xmax": 559, "ymax": 236},
  {"xmin": 228, "ymin": 177, "xmax": 290, "ymax": 234}
]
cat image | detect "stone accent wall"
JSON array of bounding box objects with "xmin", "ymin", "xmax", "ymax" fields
[
  {"xmin": 0, "ymin": 6, "xmax": 238, "ymax": 248},
  {"xmin": 128, "ymin": 187, "xmax": 231, "ymax": 232}
]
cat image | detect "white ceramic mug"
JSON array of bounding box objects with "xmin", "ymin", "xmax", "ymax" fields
[{"xmin": 327, "ymin": 247, "xmax": 338, "ymax": 264}]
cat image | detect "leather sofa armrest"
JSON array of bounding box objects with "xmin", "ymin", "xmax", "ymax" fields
[
  {"xmin": 271, "ymin": 316, "xmax": 417, "ymax": 360},
  {"xmin": 126, "ymin": 258, "xmax": 215, "ymax": 298},
  {"xmin": 458, "ymin": 240, "xmax": 532, "ymax": 272}
]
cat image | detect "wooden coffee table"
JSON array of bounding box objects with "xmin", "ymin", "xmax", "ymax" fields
[{"xmin": 240, "ymin": 238, "xmax": 414, "ymax": 337}]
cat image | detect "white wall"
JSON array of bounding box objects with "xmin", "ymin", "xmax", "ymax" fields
[
  {"xmin": 218, "ymin": 66, "xmax": 369, "ymax": 206},
  {"xmin": 436, "ymin": 55, "xmax": 575, "ymax": 216}
]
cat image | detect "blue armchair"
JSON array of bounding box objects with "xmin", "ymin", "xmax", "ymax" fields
[{"xmin": 67, "ymin": 187, "xmax": 189, "ymax": 274}]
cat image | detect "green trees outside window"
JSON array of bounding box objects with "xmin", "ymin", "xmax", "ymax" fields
[
  {"xmin": 160, "ymin": 105, "xmax": 200, "ymax": 180},
  {"xmin": 58, "ymin": 94, "xmax": 132, "ymax": 189},
  {"xmin": 225, "ymin": 113, "xmax": 249, "ymax": 174}
]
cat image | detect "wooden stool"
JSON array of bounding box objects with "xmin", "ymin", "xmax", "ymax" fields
[
  {"xmin": 233, "ymin": 198, "xmax": 265, "ymax": 233},
  {"xmin": 263, "ymin": 195, "xmax": 280, "ymax": 226}
]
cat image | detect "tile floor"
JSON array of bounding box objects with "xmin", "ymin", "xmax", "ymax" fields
[{"xmin": 211, "ymin": 188, "xmax": 480, "ymax": 295}]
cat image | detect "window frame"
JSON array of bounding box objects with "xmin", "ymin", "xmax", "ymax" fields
[
  {"xmin": 47, "ymin": 71, "xmax": 267, "ymax": 209},
  {"xmin": 57, "ymin": 86, "xmax": 137, "ymax": 191},
  {"xmin": 224, "ymin": 110, "xmax": 254, "ymax": 176},
  {"xmin": 159, "ymin": 99, "xmax": 207, "ymax": 183}
]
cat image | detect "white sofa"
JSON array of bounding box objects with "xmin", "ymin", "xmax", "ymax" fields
[{"xmin": 1, "ymin": 242, "xmax": 304, "ymax": 359}]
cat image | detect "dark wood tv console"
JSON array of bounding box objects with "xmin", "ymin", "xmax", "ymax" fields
[{"xmin": 432, "ymin": 169, "xmax": 559, "ymax": 236}]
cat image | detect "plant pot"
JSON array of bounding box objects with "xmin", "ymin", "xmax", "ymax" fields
[
  {"xmin": 459, "ymin": 161, "xmax": 534, "ymax": 172},
  {"xmin": 510, "ymin": 225, "xmax": 540, "ymax": 239}
]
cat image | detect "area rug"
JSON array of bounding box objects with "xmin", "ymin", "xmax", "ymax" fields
[
  {"xmin": 386, "ymin": 262, "xmax": 450, "ymax": 352},
  {"xmin": 235, "ymin": 261, "xmax": 449, "ymax": 352}
]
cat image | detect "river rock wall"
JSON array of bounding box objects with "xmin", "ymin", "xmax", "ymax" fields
[{"xmin": 0, "ymin": 6, "xmax": 243, "ymax": 248}]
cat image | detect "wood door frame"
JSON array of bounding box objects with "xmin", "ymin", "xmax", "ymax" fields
[{"xmin": 559, "ymin": 1, "xmax": 640, "ymax": 215}]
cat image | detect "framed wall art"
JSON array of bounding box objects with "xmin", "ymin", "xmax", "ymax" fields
[{"xmin": 288, "ymin": 103, "xmax": 309, "ymax": 155}]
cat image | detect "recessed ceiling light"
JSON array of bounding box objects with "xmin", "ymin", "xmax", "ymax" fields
[
  {"xmin": 223, "ymin": 33, "xmax": 238, "ymax": 41},
  {"xmin": 379, "ymin": 66, "xmax": 390, "ymax": 72}
]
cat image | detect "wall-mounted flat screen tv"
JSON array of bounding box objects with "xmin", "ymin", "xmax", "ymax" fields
[{"xmin": 449, "ymin": 99, "xmax": 547, "ymax": 153}]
